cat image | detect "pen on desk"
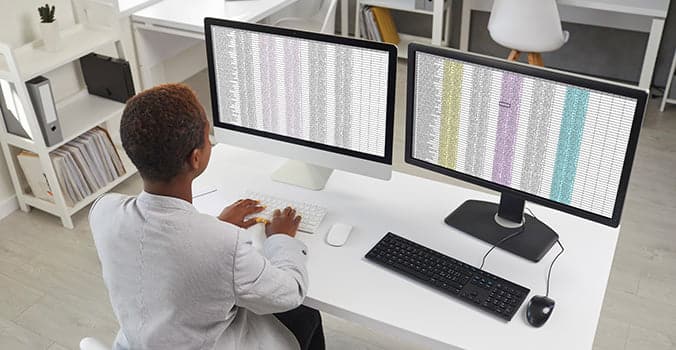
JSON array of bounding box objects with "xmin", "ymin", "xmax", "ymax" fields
[{"xmin": 193, "ymin": 189, "xmax": 218, "ymax": 199}]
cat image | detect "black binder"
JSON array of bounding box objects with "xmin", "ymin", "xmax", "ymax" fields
[{"xmin": 80, "ymin": 53, "xmax": 135, "ymax": 103}]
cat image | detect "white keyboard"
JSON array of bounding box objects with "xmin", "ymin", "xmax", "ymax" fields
[{"xmin": 242, "ymin": 190, "xmax": 328, "ymax": 234}]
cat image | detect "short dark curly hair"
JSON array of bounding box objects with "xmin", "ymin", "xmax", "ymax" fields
[{"xmin": 120, "ymin": 83, "xmax": 206, "ymax": 182}]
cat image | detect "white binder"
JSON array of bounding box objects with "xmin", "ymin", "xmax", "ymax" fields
[{"xmin": 25, "ymin": 76, "xmax": 63, "ymax": 146}]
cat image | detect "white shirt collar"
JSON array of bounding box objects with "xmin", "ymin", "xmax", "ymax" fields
[{"xmin": 136, "ymin": 191, "xmax": 196, "ymax": 212}]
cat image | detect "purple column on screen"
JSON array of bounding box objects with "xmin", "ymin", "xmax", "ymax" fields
[
  {"xmin": 491, "ymin": 72, "xmax": 523, "ymax": 186},
  {"xmin": 283, "ymin": 40, "xmax": 302, "ymax": 137},
  {"xmin": 334, "ymin": 46, "xmax": 352, "ymax": 147}
]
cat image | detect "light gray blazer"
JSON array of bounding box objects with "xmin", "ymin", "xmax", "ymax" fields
[{"xmin": 89, "ymin": 192, "xmax": 308, "ymax": 350}]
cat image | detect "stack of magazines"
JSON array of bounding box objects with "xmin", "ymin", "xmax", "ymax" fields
[
  {"xmin": 17, "ymin": 127, "xmax": 126, "ymax": 206},
  {"xmin": 359, "ymin": 6, "xmax": 401, "ymax": 44}
]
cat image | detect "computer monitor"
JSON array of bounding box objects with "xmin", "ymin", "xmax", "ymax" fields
[
  {"xmin": 204, "ymin": 18, "xmax": 397, "ymax": 190},
  {"xmin": 405, "ymin": 44, "xmax": 648, "ymax": 262}
]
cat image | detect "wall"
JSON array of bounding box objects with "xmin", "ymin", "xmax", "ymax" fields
[{"xmin": 0, "ymin": 0, "xmax": 99, "ymax": 218}]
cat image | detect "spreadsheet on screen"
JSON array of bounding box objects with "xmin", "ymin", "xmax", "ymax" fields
[
  {"xmin": 412, "ymin": 52, "xmax": 638, "ymax": 218},
  {"xmin": 211, "ymin": 26, "xmax": 390, "ymax": 158}
]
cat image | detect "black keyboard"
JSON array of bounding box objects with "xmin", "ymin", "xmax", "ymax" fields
[{"xmin": 365, "ymin": 232, "xmax": 530, "ymax": 321}]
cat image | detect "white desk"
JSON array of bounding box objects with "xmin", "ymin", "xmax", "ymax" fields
[
  {"xmin": 460, "ymin": 0, "xmax": 670, "ymax": 89},
  {"xmin": 131, "ymin": 0, "xmax": 298, "ymax": 88},
  {"xmin": 116, "ymin": 0, "xmax": 164, "ymax": 17},
  {"xmin": 193, "ymin": 144, "xmax": 619, "ymax": 350}
]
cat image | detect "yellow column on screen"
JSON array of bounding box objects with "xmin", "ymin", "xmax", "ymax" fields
[{"xmin": 438, "ymin": 60, "xmax": 463, "ymax": 168}]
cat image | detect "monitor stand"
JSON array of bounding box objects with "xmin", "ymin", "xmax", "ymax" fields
[
  {"xmin": 271, "ymin": 160, "xmax": 334, "ymax": 190},
  {"xmin": 444, "ymin": 193, "xmax": 559, "ymax": 262}
]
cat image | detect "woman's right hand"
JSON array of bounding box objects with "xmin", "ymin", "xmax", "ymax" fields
[{"xmin": 265, "ymin": 207, "xmax": 302, "ymax": 238}]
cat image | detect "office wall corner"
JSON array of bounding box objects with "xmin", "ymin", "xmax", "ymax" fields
[{"xmin": 0, "ymin": 194, "xmax": 18, "ymax": 222}]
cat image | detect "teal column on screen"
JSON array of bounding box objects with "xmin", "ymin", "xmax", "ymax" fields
[{"xmin": 550, "ymin": 87, "xmax": 590, "ymax": 204}]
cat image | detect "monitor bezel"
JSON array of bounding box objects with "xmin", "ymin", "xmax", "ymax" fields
[
  {"xmin": 204, "ymin": 18, "xmax": 397, "ymax": 165},
  {"xmin": 405, "ymin": 43, "xmax": 648, "ymax": 228}
]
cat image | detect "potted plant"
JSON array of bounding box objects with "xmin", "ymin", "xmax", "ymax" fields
[{"xmin": 38, "ymin": 3, "xmax": 60, "ymax": 52}]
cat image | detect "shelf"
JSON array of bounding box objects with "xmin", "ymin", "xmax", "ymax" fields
[
  {"xmin": 47, "ymin": 92, "xmax": 126, "ymax": 152},
  {"xmin": 356, "ymin": 0, "xmax": 450, "ymax": 59},
  {"xmin": 355, "ymin": 33, "xmax": 438, "ymax": 59},
  {"xmin": 360, "ymin": 0, "xmax": 432, "ymax": 14},
  {"xmin": 67, "ymin": 148, "xmax": 135, "ymax": 215},
  {"xmin": 358, "ymin": 0, "xmax": 450, "ymax": 15},
  {"xmin": 0, "ymin": 24, "xmax": 117, "ymax": 82},
  {"xmin": 4, "ymin": 92, "xmax": 125, "ymax": 154},
  {"xmin": 396, "ymin": 33, "xmax": 432, "ymax": 59},
  {"xmin": 22, "ymin": 193, "xmax": 60, "ymax": 216},
  {"xmin": 0, "ymin": 16, "xmax": 130, "ymax": 229},
  {"xmin": 5, "ymin": 133, "xmax": 36, "ymax": 152},
  {"xmin": 22, "ymin": 145, "xmax": 136, "ymax": 217}
]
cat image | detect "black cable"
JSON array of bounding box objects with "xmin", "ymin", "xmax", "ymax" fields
[
  {"xmin": 479, "ymin": 208, "xmax": 534, "ymax": 269},
  {"xmin": 546, "ymin": 240, "xmax": 564, "ymax": 297},
  {"xmin": 525, "ymin": 207, "xmax": 537, "ymax": 220},
  {"xmin": 525, "ymin": 208, "xmax": 565, "ymax": 297},
  {"xmin": 479, "ymin": 226, "xmax": 525, "ymax": 270},
  {"xmin": 479, "ymin": 207, "xmax": 566, "ymax": 298}
]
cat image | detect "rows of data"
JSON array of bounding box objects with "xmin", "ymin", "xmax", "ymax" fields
[
  {"xmin": 211, "ymin": 27, "xmax": 390, "ymax": 157},
  {"xmin": 412, "ymin": 52, "xmax": 637, "ymax": 218}
]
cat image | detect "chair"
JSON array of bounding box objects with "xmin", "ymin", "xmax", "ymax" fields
[
  {"xmin": 487, "ymin": 0, "xmax": 569, "ymax": 66},
  {"xmin": 272, "ymin": 0, "xmax": 339, "ymax": 34},
  {"xmin": 80, "ymin": 337, "xmax": 109, "ymax": 350}
]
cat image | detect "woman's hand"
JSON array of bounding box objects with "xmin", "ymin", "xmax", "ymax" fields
[{"xmin": 218, "ymin": 199, "xmax": 265, "ymax": 228}]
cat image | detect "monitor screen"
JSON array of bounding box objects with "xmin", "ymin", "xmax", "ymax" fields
[
  {"xmin": 209, "ymin": 25, "xmax": 391, "ymax": 159},
  {"xmin": 409, "ymin": 49, "xmax": 644, "ymax": 222}
]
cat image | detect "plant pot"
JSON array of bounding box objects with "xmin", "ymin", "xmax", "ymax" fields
[{"xmin": 39, "ymin": 20, "xmax": 61, "ymax": 52}]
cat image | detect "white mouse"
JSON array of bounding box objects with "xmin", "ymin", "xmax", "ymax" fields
[{"xmin": 326, "ymin": 223, "xmax": 353, "ymax": 247}]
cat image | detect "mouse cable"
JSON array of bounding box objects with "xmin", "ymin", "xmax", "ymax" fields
[
  {"xmin": 479, "ymin": 226, "xmax": 525, "ymax": 270},
  {"xmin": 479, "ymin": 208, "xmax": 566, "ymax": 297},
  {"xmin": 478, "ymin": 207, "xmax": 535, "ymax": 269},
  {"xmin": 545, "ymin": 240, "xmax": 565, "ymax": 297},
  {"xmin": 524, "ymin": 208, "xmax": 565, "ymax": 297}
]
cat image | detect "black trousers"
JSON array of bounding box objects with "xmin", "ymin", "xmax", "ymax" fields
[{"xmin": 274, "ymin": 305, "xmax": 325, "ymax": 350}]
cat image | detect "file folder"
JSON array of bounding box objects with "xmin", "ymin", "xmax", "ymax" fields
[
  {"xmin": 26, "ymin": 76, "xmax": 63, "ymax": 147},
  {"xmin": 80, "ymin": 53, "xmax": 135, "ymax": 103}
]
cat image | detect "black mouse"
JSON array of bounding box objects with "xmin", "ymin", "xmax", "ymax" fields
[{"xmin": 526, "ymin": 295, "xmax": 555, "ymax": 327}]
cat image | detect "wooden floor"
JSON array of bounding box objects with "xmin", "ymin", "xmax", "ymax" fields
[{"xmin": 1, "ymin": 65, "xmax": 675, "ymax": 349}]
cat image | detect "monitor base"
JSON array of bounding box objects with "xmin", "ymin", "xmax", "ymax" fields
[
  {"xmin": 444, "ymin": 200, "xmax": 559, "ymax": 262},
  {"xmin": 271, "ymin": 160, "xmax": 334, "ymax": 191}
]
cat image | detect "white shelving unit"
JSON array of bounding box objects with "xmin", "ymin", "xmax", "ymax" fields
[
  {"xmin": 354, "ymin": 0, "xmax": 452, "ymax": 59},
  {"xmin": 660, "ymin": 49, "xmax": 676, "ymax": 112},
  {"xmin": 0, "ymin": 0, "xmax": 137, "ymax": 228}
]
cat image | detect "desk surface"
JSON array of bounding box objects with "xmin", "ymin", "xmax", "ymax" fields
[
  {"xmin": 192, "ymin": 144, "xmax": 619, "ymax": 350},
  {"xmin": 559, "ymin": 0, "xmax": 670, "ymax": 18},
  {"xmin": 131, "ymin": 0, "xmax": 297, "ymax": 33},
  {"xmin": 117, "ymin": 0, "xmax": 163, "ymax": 17}
]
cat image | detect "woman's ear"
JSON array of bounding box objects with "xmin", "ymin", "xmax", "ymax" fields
[{"xmin": 189, "ymin": 147, "xmax": 202, "ymax": 172}]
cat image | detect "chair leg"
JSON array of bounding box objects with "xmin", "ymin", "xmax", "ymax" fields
[
  {"xmin": 508, "ymin": 49, "xmax": 521, "ymax": 61},
  {"xmin": 528, "ymin": 52, "xmax": 544, "ymax": 67}
]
